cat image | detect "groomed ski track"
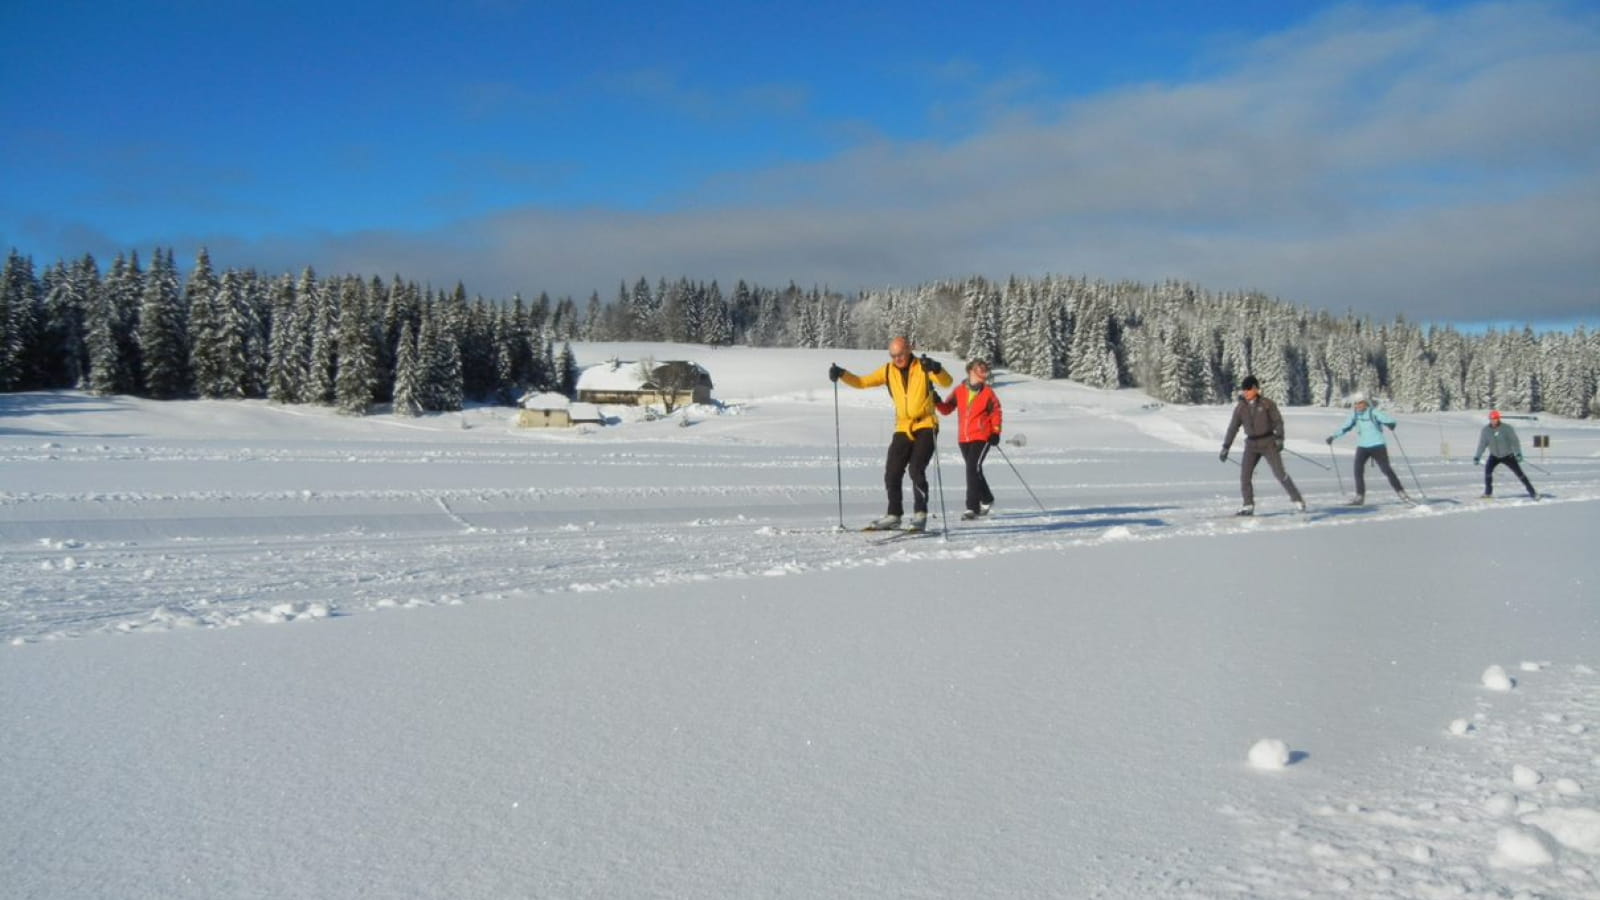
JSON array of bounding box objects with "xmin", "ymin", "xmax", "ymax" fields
[{"xmin": 6, "ymin": 439, "xmax": 1597, "ymax": 644}]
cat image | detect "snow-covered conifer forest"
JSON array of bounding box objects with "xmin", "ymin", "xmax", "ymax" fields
[{"xmin": 2, "ymin": 247, "xmax": 1596, "ymax": 416}]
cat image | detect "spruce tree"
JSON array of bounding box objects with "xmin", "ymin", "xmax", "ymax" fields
[
  {"xmin": 190, "ymin": 269, "xmax": 248, "ymax": 399},
  {"xmin": 1, "ymin": 250, "xmax": 40, "ymax": 390},
  {"xmin": 137, "ymin": 250, "xmax": 187, "ymax": 398},
  {"xmin": 557, "ymin": 342, "xmax": 579, "ymax": 396},
  {"xmin": 391, "ymin": 320, "xmax": 421, "ymax": 416},
  {"xmin": 334, "ymin": 279, "xmax": 376, "ymax": 415},
  {"xmin": 85, "ymin": 255, "xmax": 127, "ymax": 395},
  {"xmin": 306, "ymin": 274, "xmax": 337, "ymax": 405},
  {"xmin": 266, "ymin": 274, "xmax": 305, "ymax": 403}
]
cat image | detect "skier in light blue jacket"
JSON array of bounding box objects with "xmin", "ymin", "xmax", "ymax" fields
[{"xmin": 1325, "ymin": 392, "xmax": 1412, "ymax": 505}]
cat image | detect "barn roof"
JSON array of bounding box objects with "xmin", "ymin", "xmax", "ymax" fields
[{"xmin": 520, "ymin": 391, "xmax": 572, "ymax": 410}]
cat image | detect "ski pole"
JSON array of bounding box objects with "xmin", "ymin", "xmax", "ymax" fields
[
  {"xmin": 1524, "ymin": 459, "xmax": 1552, "ymax": 476},
  {"xmin": 1328, "ymin": 441, "xmax": 1345, "ymax": 495},
  {"xmin": 832, "ymin": 377, "xmax": 845, "ymax": 531},
  {"xmin": 1387, "ymin": 428, "xmax": 1428, "ymax": 500},
  {"xmin": 932, "ymin": 433, "xmax": 950, "ymax": 540},
  {"xmin": 1282, "ymin": 445, "xmax": 1330, "ymax": 470},
  {"xmin": 996, "ymin": 443, "xmax": 1048, "ymax": 512}
]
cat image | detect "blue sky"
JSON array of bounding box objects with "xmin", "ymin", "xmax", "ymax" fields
[{"xmin": 3, "ymin": 0, "xmax": 1597, "ymax": 327}]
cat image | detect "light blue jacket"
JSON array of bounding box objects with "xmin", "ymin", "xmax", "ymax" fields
[{"xmin": 1331, "ymin": 406, "xmax": 1396, "ymax": 449}]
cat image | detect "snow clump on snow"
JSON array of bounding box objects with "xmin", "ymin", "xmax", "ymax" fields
[
  {"xmin": 1489, "ymin": 824, "xmax": 1559, "ymax": 868},
  {"xmin": 1482, "ymin": 664, "xmax": 1516, "ymax": 691},
  {"xmin": 1248, "ymin": 738, "xmax": 1292, "ymax": 770}
]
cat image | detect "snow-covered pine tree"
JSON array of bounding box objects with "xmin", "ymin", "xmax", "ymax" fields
[
  {"xmin": 1158, "ymin": 325, "xmax": 1206, "ymax": 404},
  {"xmin": 418, "ymin": 296, "xmax": 462, "ymax": 411},
  {"xmin": 265, "ymin": 274, "xmax": 303, "ymax": 403},
  {"xmin": 64, "ymin": 255, "xmax": 102, "ymax": 389},
  {"xmin": 998, "ymin": 276, "xmax": 1033, "ymax": 373},
  {"xmin": 181, "ymin": 248, "xmax": 218, "ymax": 375},
  {"xmin": 334, "ymin": 278, "xmax": 377, "ymax": 415},
  {"xmin": 239, "ymin": 269, "xmax": 270, "ymax": 398},
  {"xmin": 661, "ymin": 278, "xmax": 691, "ymax": 343},
  {"xmin": 38, "ymin": 261, "xmax": 84, "ymax": 389},
  {"xmin": 305, "ymin": 274, "xmax": 338, "ymax": 405},
  {"xmin": 459, "ymin": 297, "xmax": 496, "ymax": 402},
  {"xmin": 1503, "ymin": 327, "xmax": 1538, "ymax": 413},
  {"xmin": 95, "ymin": 251, "xmax": 143, "ymax": 393},
  {"xmin": 556, "ymin": 342, "xmax": 579, "ymax": 397},
  {"xmin": 703, "ymin": 281, "xmax": 732, "ymax": 346},
  {"xmin": 366, "ymin": 276, "xmax": 392, "ymax": 394},
  {"xmin": 551, "ymin": 296, "xmax": 579, "ymax": 342},
  {"xmin": 962, "ymin": 280, "xmax": 1001, "ymax": 364},
  {"xmin": 582, "ymin": 291, "xmax": 602, "ymax": 341},
  {"xmin": 138, "ymin": 249, "xmax": 187, "ymax": 399},
  {"xmin": 630, "ymin": 277, "xmax": 659, "ymax": 340},
  {"xmin": 85, "ymin": 254, "xmax": 129, "ymax": 396},
  {"xmin": 1, "ymin": 250, "xmax": 40, "ymax": 390},
  {"xmin": 490, "ymin": 308, "xmax": 517, "ymax": 404},
  {"xmin": 538, "ymin": 338, "xmax": 557, "ymax": 393},
  {"xmin": 1034, "ymin": 288, "xmax": 1072, "ymax": 379},
  {"xmin": 189, "ymin": 270, "xmax": 245, "ymax": 399},
  {"xmin": 1068, "ymin": 292, "xmax": 1112, "ymax": 386},
  {"xmin": 391, "ymin": 319, "xmax": 421, "ymax": 416},
  {"xmin": 793, "ymin": 288, "xmax": 821, "ymax": 348}
]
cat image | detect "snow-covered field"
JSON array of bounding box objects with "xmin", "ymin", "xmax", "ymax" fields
[{"xmin": 3, "ymin": 342, "xmax": 1598, "ymax": 898}]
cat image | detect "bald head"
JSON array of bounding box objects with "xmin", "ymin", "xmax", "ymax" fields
[{"xmin": 888, "ymin": 336, "xmax": 911, "ymax": 367}]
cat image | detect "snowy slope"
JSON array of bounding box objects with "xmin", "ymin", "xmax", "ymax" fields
[{"xmin": 2, "ymin": 344, "xmax": 1598, "ymax": 898}]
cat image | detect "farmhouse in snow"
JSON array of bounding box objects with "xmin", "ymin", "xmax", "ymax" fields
[{"xmin": 575, "ymin": 359, "xmax": 714, "ymax": 408}]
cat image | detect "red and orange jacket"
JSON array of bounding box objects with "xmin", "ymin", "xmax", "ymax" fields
[{"xmin": 936, "ymin": 381, "xmax": 1003, "ymax": 444}]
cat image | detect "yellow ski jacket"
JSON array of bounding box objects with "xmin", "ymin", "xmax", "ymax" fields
[{"xmin": 840, "ymin": 359, "xmax": 954, "ymax": 436}]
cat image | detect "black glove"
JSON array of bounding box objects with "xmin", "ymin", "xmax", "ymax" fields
[
  {"xmin": 1325, "ymin": 435, "xmax": 1334, "ymax": 445},
  {"xmin": 988, "ymin": 433, "xmax": 1000, "ymax": 446},
  {"xmin": 920, "ymin": 355, "xmax": 943, "ymax": 375},
  {"xmin": 1385, "ymin": 422, "xmax": 1396, "ymax": 430},
  {"xmin": 1516, "ymin": 453, "xmax": 1524, "ymax": 463},
  {"xmin": 1274, "ymin": 438, "xmax": 1284, "ymax": 452},
  {"xmin": 828, "ymin": 363, "xmax": 843, "ymax": 383},
  {"xmin": 1219, "ymin": 448, "xmax": 1229, "ymax": 463},
  {"xmin": 1472, "ymin": 457, "xmax": 1481, "ymax": 465}
]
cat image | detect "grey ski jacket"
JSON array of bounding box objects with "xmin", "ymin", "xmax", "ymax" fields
[
  {"xmin": 1474, "ymin": 423, "xmax": 1523, "ymax": 460},
  {"xmin": 1223, "ymin": 395, "xmax": 1286, "ymax": 452}
]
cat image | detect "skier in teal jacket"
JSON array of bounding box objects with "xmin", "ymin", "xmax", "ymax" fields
[{"xmin": 1325, "ymin": 392, "xmax": 1411, "ymax": 505}]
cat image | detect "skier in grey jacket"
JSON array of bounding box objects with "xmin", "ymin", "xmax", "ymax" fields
[
  {"xmin": 1220, "ymin": 375, "xmax": 1306, "ymax": 516},
  {"xmin": 1473, "ymin": 410, "xmax": 1537, "ymax": 499}
]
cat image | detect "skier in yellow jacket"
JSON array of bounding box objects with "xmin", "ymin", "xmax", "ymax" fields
[{"xmin": 829, "ymin": 336, "xmax": 954, "ymax": 531}]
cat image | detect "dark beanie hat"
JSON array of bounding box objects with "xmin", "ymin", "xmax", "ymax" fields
[{"xmin": 1240, "ymin": 375, "xmax": 1260, "ymax": 391}]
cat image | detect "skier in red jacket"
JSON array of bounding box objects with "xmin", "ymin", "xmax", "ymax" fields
[{"xmin": 936, "ymin": 359, "xmax": 1003, "ymax": 520}]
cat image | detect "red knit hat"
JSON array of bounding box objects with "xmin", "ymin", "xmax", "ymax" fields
[{"xmin": 1489, "ymin": 410, "xmax": 1501, "ymax": 421}]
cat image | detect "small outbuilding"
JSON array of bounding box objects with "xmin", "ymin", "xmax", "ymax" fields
[{"xmin": 516, "ymin": 392, "xmax": 573, "ymax": 428}]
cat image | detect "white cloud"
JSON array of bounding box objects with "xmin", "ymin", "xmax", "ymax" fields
[{"xmin": 84, "ymin": 1, "xmax": 1600, "ymax": 325}]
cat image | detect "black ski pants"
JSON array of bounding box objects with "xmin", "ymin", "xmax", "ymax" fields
[
  {"xmin": 1353, "ymin": 446, "xmax": 1405, "ymax": 496},
  {"xmin": 884, "ymin": 429, "xmax": 936, "ymax": 516},
  {"xmin": 1484, "ymin": 454, "xmax": 1536, "ymax": 497},
  {"xmin": 959, "ymin": 440, "xmax": 995, "ymax": 513}
]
